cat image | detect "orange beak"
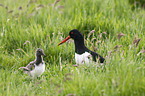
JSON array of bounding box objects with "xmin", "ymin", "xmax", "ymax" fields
[{"xmin": 58, "ymin": 36, "xmax": 71, "ymax": 45}]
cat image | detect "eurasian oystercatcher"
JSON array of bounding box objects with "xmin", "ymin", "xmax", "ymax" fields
[
  {"xmin": 19, "ymin": 48, "xmax": 46, "ymax": 78},
  {"xmin": 58, "ymin": 29, "xmax": 105, "ymax": 65}
]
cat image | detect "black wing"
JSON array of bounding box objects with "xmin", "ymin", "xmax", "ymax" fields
[
  {"xmin": 90, "ymin": 51, "xmax": 105, "ymax": 63},
  {"xmin": 26, "ymin": 61, "xmax": 36, "ymax": 71},
  {"xmin": 19, "ymin": 61, "xmax": 35, "ymax": 71},
  {"xmin": 19, "ymin": 67, "xmax": 30, "ymax": 71}
]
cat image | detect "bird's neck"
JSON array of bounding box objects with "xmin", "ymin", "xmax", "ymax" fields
[
  {"xmin": 74, "ymin": 38, "xmax": 87, "ymax": 54},
  {"xmin": 36, "ymin": 55, "xmax": 43, "ymax": 65}
]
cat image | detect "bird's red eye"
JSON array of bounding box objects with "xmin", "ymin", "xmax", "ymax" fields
[{"xmin": 71, "ymin": 32, "xmax": 73, "ymax": 34}]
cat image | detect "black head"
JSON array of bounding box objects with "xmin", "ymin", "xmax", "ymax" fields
[
  {"xmin": 36, "ymin": 48, "xmax": 46, "ymax": 56},
  {"xmin": 58, "ymin": 29, "xmax": 84, "ymax": 46},
  {"xmin": 69, "ymin": 29, "xmax": 84, "ymax": 40}
]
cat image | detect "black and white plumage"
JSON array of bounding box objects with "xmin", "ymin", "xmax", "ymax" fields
[
  {"xmin": 19, "ymin": 48, "xmax": 46, "ymax": 78},
  {"xmin": 58, "ymin": 29, "xmax": 105, "ymax": 65}
]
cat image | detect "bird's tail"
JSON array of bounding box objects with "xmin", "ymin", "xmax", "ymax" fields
[{"xmin": 99, "ymin": 56, "xmax": 105, "ymax": 63}]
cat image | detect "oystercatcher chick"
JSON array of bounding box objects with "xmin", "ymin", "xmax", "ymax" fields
[
  {"xmin": 58, "ymin": 29, "xmax": 105, "ymax": 65},
  {"xmin": 19, "ymin": 48, "xmax": 46, "ymax": 78}
]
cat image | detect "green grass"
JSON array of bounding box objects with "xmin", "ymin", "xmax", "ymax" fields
[{"xmin": 0, "ymin": 0, "xmax": 145, "ymax": 95}]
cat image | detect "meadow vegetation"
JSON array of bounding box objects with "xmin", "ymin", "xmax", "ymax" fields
[{"xmin": 0, "ymin": 0, "xmax": 145, "ymax": 95}]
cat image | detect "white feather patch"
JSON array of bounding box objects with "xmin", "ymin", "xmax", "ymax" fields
[
  {"xmin": 75, "ymin": 52, "xmax": 92, "ymax": 65},
  {"xmin": 29, "ymin": 62, "xmax": 45, "ymax": 78}
]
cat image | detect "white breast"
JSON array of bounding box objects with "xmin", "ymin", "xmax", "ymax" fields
[
  {"xmin": 30, "ymin": 62, "xmax": 45, "ymax": 78},
  {"xmin": 75, "ymin": 52, "xmax": 92, "ymax": 65}
]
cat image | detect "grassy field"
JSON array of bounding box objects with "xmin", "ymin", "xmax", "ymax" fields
[{"xmin": 0, "ymin": 0, "xmax": 145, "ymax": 95}]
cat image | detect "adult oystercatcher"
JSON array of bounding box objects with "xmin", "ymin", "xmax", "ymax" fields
[
  {"xmin": 19, "ymin": 48, "xmax": 46, "ymax": 78},
  {"xmin": 58, "ymin": 29, "xmax": 105, "ymax": 65}
]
